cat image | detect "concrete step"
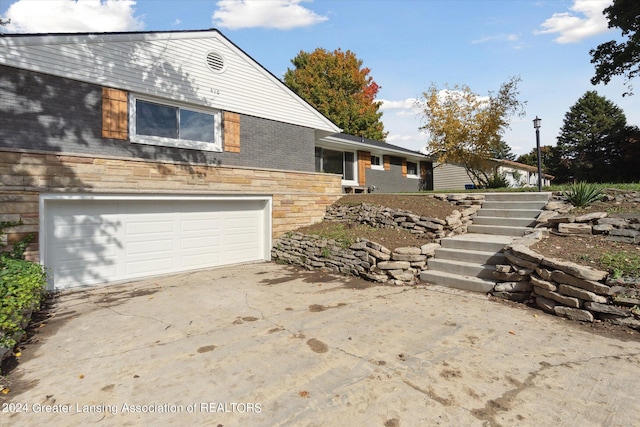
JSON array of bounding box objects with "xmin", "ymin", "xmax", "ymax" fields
[
  {"xmin": 481, "ymin": 201, "xmax": 548, "ymax": 210},
  {"xmin": 467, "ymin": 224, "xmax": 530, "ymax": 237},
  {"xmin": 434, "ymin": 247, "xmax": 506, "ymax": 265},
  {"xmin": 427, "ymin": 258, "xmax": 496, "ymax": 279},
  {"xmin": 440, "ymin": 234, "xmax": 513, "ymax": 252},
  {"xmin": 472, "ymin": 216, "xmax": 537, "ymax": 227},
  {"xmin": 483, "ymin": 192, "xmax": 552, "ymax": 202},
  {"xmin": 420, "ymin": 270, "xmax": 496, "ymax": 293},
  {"xmin": 475, "ymin": 208, "xmax": 543, "ymax": 219}
]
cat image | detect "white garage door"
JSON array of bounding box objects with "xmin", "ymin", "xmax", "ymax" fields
[{"xmin": 43, "ymin": 197, "xmax": 271, "ymax": 289}]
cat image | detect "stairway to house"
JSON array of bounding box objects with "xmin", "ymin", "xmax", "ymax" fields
[{"xmin": 420, "ymin": 192, "xmax": 552, "ymax": 293}]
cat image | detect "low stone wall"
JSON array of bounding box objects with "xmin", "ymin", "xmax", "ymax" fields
[
  {"xmin": 537, "ymin": 191, "xmax": 640, "ymax": 243},
  {"xmin": 272, "ymin": 233, "xmax": 440, "ymax": 286},
  {"xmin": 325, "ymin": 196, "xmax": 482, "ymax": 240},
  {"xmin": 274, "ymin": 194, "xmax": 484, "ymax": 285},
  {"xmin": 491, "ymin": 232, "xmax": 640, "ymax": 331}
]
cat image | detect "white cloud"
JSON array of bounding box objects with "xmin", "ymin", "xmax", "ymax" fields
[
  {"xmin": 472, "ymin": 33, "xmax": 519, "ymax": 44},
  {"xmin": 173, "ymin": 18, "xmax": 182, "ymax": 26},
  {"xmin": 378, "ymin": 98, "xmax": 418, "ymax": 111},
  {"xmin": 535, "ymin": 0, "xmax": 612, "ymax": 44},
  {"xmin": 2, "ymin": 0, "xmax": 144, "ymax": 33},
  {"xmin": 212, "ymin": 0, "xmax": 328, "ymax": 30}
]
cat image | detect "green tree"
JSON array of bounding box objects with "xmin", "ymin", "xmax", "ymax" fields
[
  {"xmin": 418, "ymin": 76, "xmax": 526, "ymax": 188},
  {"xmin": 590, "ymin": 0, "xmax": 640, "ymax": 96},
  {"xmin": 620, "ymin": 125, "xmax": 640, "ymax": 182},
  {"xmin": 283, "ymin": 48, "xmax": 387, "ymax": 141},
  {"xmin": 490, "ymin": 137, "xmax": 515, "ymax": 160},
  {"xmin": 557, "ymin": 91, "xmax": 627, "ymax": 182},
  {"xmin": 516, "ymin": 145, "xmax": 571, "ymax": 184}
]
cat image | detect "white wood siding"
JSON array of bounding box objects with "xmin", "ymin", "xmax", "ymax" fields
[
  {"xmin": 433, "ymin": 162, "xmax": 473, "ymax": 191},
  {"xmin": 0, "ymin": 31, "xmax": 339, "ymax": 133}
]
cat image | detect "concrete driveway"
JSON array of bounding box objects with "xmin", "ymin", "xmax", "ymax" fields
[{"xmin": 2, "ymin": 263, "xmax": 639, "ymax": 426}]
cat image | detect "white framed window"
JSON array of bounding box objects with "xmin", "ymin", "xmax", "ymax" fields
[
  {"xmin": 130, "ymin": 94, "xmax": 222, "ymax": 152},
  {"xmin": 407, "ymin": 161, "xmax": 419, "ymax": 178},
  {"xmin": 315, "ymin": 147, "xmax": 357, "ymax": 184},
  {"xmin": 371, "ymin": 154, "xmax": 384, "ymax": 170}
]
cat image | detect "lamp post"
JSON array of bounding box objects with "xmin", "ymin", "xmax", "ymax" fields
[{"xmin": 533, "ymin": 116, "xmax": 542, "ymax": 192}]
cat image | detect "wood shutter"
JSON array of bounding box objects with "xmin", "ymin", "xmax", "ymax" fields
[
  {"xmin": 383, "ymin": 155, "xmax": 391, "ymax": 171},
  {"xmin": 402, "ymin": 159, "xmax": 407, "ymax": 177},
  {"xmin": 102, "ymin": 88, "xmax": 128, "ymax": 140},
  {"xmin": 357, "ymin": 151, "xmax": 370, "ymax": 186},
  {"xmin": 223, "ymin": 112, "xmax": 240, "ymax": 153}
]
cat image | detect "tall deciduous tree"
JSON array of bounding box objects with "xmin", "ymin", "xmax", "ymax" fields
[
  {"xmin": 283, "ymin": 48, "xmax": 387, "ymax": 141},
  {"xmin": 418, "ymin": 76, "xmax": 525, "ymax": 187},
  {"xmin": 557, "ymin": 91, "xmax": 627, "ymax": 182},
  {"xmin": 590, "ymin": 0, "xmax": 640, "ymax": 96}
]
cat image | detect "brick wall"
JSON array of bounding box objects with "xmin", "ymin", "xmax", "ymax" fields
[
  {"xmin": 0, "ymin": 64, "xmax": 316, "ymax": 173},
  {"xmin": 366, "ymin": 157, "xmax": 422, "ymax": 193},
  {"xmin": 0, "ymin": 149, "xmax": 342, "ymax": 262}
]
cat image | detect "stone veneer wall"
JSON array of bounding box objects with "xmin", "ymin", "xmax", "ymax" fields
[{"xmin": 0, "ymin": 149, "xmax": 343, "ymax": 261}]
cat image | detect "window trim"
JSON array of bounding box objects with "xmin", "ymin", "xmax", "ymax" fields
[
  {"xmin": 406, "ymin": 161, "xmax": 419, "ymax": 179},
  {"xmin": 315, "ymin": 147, "xmax": 358, "ymax": 185},
  {"xmin": 129, "ymin": 94, "xmax": 222, "ymax": 152},
  {"xmin": 370, "ymin": 154, "xmax": 384, "ymax": 170}
]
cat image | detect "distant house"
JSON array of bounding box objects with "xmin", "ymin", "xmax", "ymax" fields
[
  {"xmin": 494, "ymin": 159, "xmax": 554, "ymax": 188},
  {"xmin": 0, "ymin": 29, "xmax": 343, "ymax": 289},
  {"xmin": 431, "ymin": 159, "xmax": 554, "ymax": 190}
]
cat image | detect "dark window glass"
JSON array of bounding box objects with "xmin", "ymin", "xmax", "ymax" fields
[
  {"xmin": 322, "ymin": 149, "xmax": 343, "ymax": 176},
  {"xmin": 136, "ymin": 100, "xmax": 177, "ymax": 138},
  {"xmin": 180, "ymin": 109, "xmax": 214, "ymax": 143},
  {"xmin": 407, "ymin": 161, "xmax": 418, "ymax": 176},
  {"xmin": 344, "ymin": 152, "xmax": 355, "ymax": 180}
]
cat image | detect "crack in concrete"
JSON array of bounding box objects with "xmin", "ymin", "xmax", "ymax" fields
[{"xmin": 470, "ymin": 351, "xmax": 640, "ymax": 427}]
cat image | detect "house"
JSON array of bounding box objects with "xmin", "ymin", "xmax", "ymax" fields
[
  {"xmin": 0, "ymin": 29, "xmax": 344, "ymax": 290},
  {"xmin": 495, "ymin": 159, "xmax": 554, "ymax": 188},
  {"xmin": 431, "ymin": 159, "xmax": 554, "ymax": 190},
  {"xmin": 316, "ymin": 133, "xmax": 434, "ymax": 192}
]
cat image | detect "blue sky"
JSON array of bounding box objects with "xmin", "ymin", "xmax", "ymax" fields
[{"xmin": 1, "ymin": 0, "xmax": 637, "ymax": 157}]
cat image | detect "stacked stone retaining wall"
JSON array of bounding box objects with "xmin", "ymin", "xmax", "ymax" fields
[
  {"xmin": 272, "ymin": 233, "xmax": 440, "ymax": 286},
  {"xmin": 272, "ymin": 194, "xmax": 483, "ymax": 285}
]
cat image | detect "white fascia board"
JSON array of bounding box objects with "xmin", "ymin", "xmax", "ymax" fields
[{"xmin": 320, "ymin": 136, "xmax": 431, "ymax": 161}]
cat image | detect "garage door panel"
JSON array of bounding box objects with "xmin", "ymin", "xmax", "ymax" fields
[
  {"xmin": 55, "ymin": 259, "xmax": 119, "ymax": 284},
  {"xmin": 126, "ymin": 257, "xmax": 176, "ymax": 276},
  {"xmin": 56, "ymin": 242, "xmax": 119, "ymax": 262},
  {"xmin": 180, "ymin": 252, "xmax": 222, "ymax": 269},
  {"xmin": 54, "ymin": 220, "xmax": 121, "ymax": 239},
  {"xmin": 126, "ymin": 218, "xmax": 175, "ymax": 235},
  {"xmin": 126, "ymin": 239, "xmax": 175, "ymax": 255},
  {"xmin": 45, "ymin": 198, "xmax": 269, "ymax": 289},
  {"xmin": 181, "ymin": 236, "xmax": 221, "ymax": 250}
]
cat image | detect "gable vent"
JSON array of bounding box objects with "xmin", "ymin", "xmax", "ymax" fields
[{"xmin": 206, "ymin": 51, "xmax": 226, "ymax": 73}]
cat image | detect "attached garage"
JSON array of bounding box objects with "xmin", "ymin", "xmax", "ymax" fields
[{"xmin": 41, "ymin": 195, "xmax": 272, "ymax": 290}]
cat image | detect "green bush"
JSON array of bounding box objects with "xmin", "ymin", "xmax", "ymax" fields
[
  {"xmin": 486, "ymin": 172, "xmax": 510, "ymax": 189},
  {"xmin": 0, "ymin": 221, "xmax": 47, "ymax": 350},
  {"xmin": 563, "ymin": 181, "xmax": 603, "ymax": 208},
  {"xmin": 0, "ymin": 258, "xmax": 47, "ymax": 349}
]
